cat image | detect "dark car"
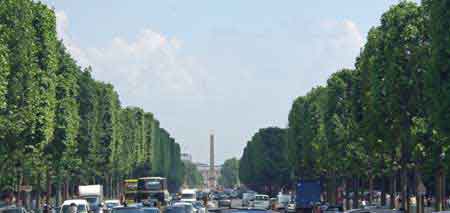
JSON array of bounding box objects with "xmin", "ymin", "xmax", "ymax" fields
[
  {"xmin": 2, "ymin": 207, "xmax": 28, "ymax": 213},
  {"xmin": 111, "ymin": 207, "xmax": 143, "ymax": 213},
  {"xmin": 324, "ymin": 205, "xmax": 344, "ymax": 213},
  {"xmin": 165, "ymin": 206, "xmax": 186, "ymax": 213},
  {"xmin": 218, "ymin": 199, "xmax": 232, "ymax": 208},
  {"xmin": 141, "ymin": 207, "xmax": 160, "ymax": 213}
]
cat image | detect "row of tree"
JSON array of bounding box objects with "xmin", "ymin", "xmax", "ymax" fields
[
  {"xmin": 183, "ymin": 161, "xmax": 204, "ymax": 188},
  {"xmin": 239, "ymin": 127, "xmax": 291, "ymax": 196},
  {"xmin": 218, "ymin": 158, "xmax": 240, "ymax": 189},
  {"xmin": 240, "ymin": 1, "xmax": 450, "ymax": 211},
  {"xmin": 0, "ymin": 0, "xmax": 185, "ymax": 206}
]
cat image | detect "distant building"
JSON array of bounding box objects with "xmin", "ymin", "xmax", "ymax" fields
[{"xmin": 181, "ymin": 153, "xmax": 192, "ymax": 162}]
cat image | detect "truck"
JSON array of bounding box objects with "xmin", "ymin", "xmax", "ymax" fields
[
  {"xmin": 78, "ymin": 185, "xmax": 104, "ymax": 213},
  {"xmin": 123, "ymin": 179, "xmax": 138, "ymax": 204},
  {"xmin": 296, "ymin": 180, "xmax": 321, "ymax": 213},
  {"xmin": 137, "ymin": 177, "xmax": 170, "ymax": 205}
]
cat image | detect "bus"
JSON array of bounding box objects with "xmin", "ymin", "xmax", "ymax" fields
[
  {"xmin": 137, "ymin": 177, "xmax": 170, "ymax": 205},
  {"xmin": 123, "ymin": 179, "xmax": 138, "ymax": 204}
]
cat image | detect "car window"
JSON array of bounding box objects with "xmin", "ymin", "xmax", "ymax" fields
[
  {"xmin": 106, "ymin": 203, "xmax": 119, "ymax": 209},
  {"xmin": 166, "ymin": 207, "xmax": 186, "ymax": 213},
  {"xmin": 61, "ymin": 205, "xmax": 88, "ymax": 213},
  {"xmin": 112, "ymin": 208, "xmax": 143, "ymax": 213}
]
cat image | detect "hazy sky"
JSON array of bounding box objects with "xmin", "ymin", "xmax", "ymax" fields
[{"xmin": 41, "ymin": 0, "xmax": 419, "ymax": 164}]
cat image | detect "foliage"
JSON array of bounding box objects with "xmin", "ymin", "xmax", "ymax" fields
[
  {"xmin": 218, "ymin": 158, "xmax": 239, "ymax": 188},
  {"xmin": 0, "ymin": 0, "xmax": 185, "ymax": 198},
  {"xmin": 239, "ymin": 127, "xmax": 291, "ymax": 195},
  {"xmin": 184, "ymin": 161, "xmax": 203, "ymax": 188}
]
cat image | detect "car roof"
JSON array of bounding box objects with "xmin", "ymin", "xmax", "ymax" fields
[
  {"xmin": 105, "ymin": 200, "xmax": 121, "ymax": 203},
  {"xmin": 114, "ymin": 207, "xmax": 141, "ymax": 210},
  {"xmin": 173, "ymin": 202, "xmax": 194, "ymax": 206},
  {"xmin": 182, "ymin": 189, "xmax": 196, "ymax": 193},
  {"xmin": 62, "ymin": 199, "xmax": 89, "ymax": 205}
]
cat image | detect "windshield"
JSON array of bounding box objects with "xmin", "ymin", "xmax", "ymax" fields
[
  {"xmin": 142, "ymin": 209, "xmax": 160, "ymax": 213},
  {"xmin": 166, "ymin": 207, "xmax": 185, "ymax": 213},
  {"xmin": 255, "ymin": 196, "xmax": 269, "ymax": 201},
  {"xmin": 112, "ymin": 208, "xmax": 142, "ymax": 213},
  {"xmin": 106, "ymin": 203, "xmax": 119, "ymax": 209},
  {"xmin": 85, "ymin": 197, "xmax": 98, "ymax": 204},
  {"xmin": 181, "ymin": 194, "xmax": 195, "ymax": 199}
]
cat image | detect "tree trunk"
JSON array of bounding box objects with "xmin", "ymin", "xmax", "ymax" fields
[
  {"xmin": 381, "ymin": 176, "xmax": 387, "ymax": 207},
  {"xmin": 46, "ymin": 168, "xmax": 51, "ymax": 205},
  {"xmin": 345, "ymin": 178, "xmax": 351, "ymax": 210},
  {"xmin": 331, "ymin": 172, "xmax": 337, "ymax": 205},
  {"xmin": 390, "ymin": 174, "xmax": 396, "ymax": 209},
  {"xmin": 56, "ymin": 176, "xmax": 62, "ymax": 206},
  {"xmin": 401, "ymin": 167, "xmax": 408, "ymax": 212},
  {"xmin": 441, "ymin": 171, "xmax": 446, "ymax": 210},
  {"xmin": 436, "ymin": 168, "xmax": 443, "ymax": 211},
  {"xmin": 16, "ymin": 167, "xmax": 23, "ymax": 206},
  {"xmin": 36, "ymin": 173, "xmax": 41, "ymax": 209},
  {"xmin": 369, "ymin": 176, "xmax": 374, "ymax": 204},
  {"xmin": 415, "ymin": 167, "xmax": 423, "ymax": 213},
  {"xmin": 353, "ymin": 176, "xmax": 359, "ymax": 209}
]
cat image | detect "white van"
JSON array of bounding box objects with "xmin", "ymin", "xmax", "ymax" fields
[
  {"xmin": 180, "ymin": 189, "xmax": 197, "ymax": 202},
  {"xmin": 60, "ymin": 199, "xmax": 90, "ymax": 213},
  {"xmin": 253, "ymin": 194, "xmax": 270, "ymax": 210}
]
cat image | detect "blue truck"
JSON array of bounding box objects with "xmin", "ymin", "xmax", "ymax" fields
[{"xmin": 296, "ymin": 180, "xmax": 321, "ymax": 210}]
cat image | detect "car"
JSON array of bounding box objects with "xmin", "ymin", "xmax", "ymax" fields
[
  {"xmin": 104, "ymin": 200, "xmax": 121, "ymax": 210},
  {"xmin": 192, "ymin": 202, "xmax": 206, "ymax": 213},
  {"xmin": 1, "ymin": 207, "xmax": 28, "ymax": 213},
  {"xmin": 172, "ymin": 202, "xmax": 196, "ymax": 213},
  {"xmin": 180, "ymin": 189, "xmax": 197, "ymax": 203},
  {"xmin": 127, "ymin": 203, "xmax": 144, "ymax": 208},
  {"xmin": 287, "ymin": 202, "xmax": 296, "ymax": 212},
  {"xmin": 111, "ymin": 207, "xmax": 143, "ymax": 213},
  {"xmin": 218, "ymin": 198, "xmax": 232, "ymax": 208},
  {"xmin": 324, "ymin": 205, "xmax": 344, "ymax": 213},
  {"xmin": 60, "ymin": 199, "xmax": 90, "ymax": 213},
  {"xmin": 165, "ymin": 206, "xmax": 186, "ymax": 213},
  {"xmin": 218, "ymin": 209, "xmax": 271, "ymax": 213},
  {"xmin": 252, "ymin": 195, "xmax": 270, "ymax": 210},
  {"xmin": 141, "ymin": 207, "xmax": 160, "ymax": 213}
]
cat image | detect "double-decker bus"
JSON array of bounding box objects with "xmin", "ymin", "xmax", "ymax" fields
[
  {"xmin": 137, "ymin": 177, "xmax": 170, "ymax": 205},
  {"xmin": 123, "ymin": 179, "xmax": 138, "ymax": 204}
]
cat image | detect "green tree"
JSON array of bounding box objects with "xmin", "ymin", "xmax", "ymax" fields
[
  {"xmin": 239, "ymin": 127, "xmax": 290, "ymax": 195},
  {"xmin": 218, "ymin": 158, "xmax": 239, "ymax": 188},
  {"xmin": 184, "ymin": 161, "xmax": 203, "ymax": 188},
  {"xmin": 423, "ymin": 0, "xmax": 450, "ymax": 210}
]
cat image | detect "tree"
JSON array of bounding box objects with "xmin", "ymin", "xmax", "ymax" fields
[
  {"xmin": 423, "ymin": 0, "xmax": 450, "ymax": 210},
  {"xmin": 218, "ymin": 158, "xmax": 239, "ymax": 188},
  {"xmin": 184, "ymin": 161, "xmax": 203, "ymax": 188},
  {"xmin": 239, "ymin": 127, "xmax": 290, "ymax": 195}
]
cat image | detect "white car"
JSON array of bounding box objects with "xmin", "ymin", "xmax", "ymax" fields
[
  {"xmin": 61, "ymin": 199, "xmax": 90, "ymax": 213},
  {"xmin": 253, "ymin": 194, "xmax": 270, "ymax": 210},
  {"xmin": 180, "ymin": 189, "xmax": 197, "ymax": 203},
  {"xmin": 287, "ymin": 202, "xmax": 296, "ymax": 212}
]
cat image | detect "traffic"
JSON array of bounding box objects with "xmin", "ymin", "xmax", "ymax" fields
[{"xmin": 1, "ymin": 177, "xmax": 411, "ymax": 213}]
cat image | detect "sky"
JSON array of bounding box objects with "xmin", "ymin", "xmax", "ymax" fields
[{"xmin": 41, "ymin": 0, "xmax": 420, "ymax": 164}]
